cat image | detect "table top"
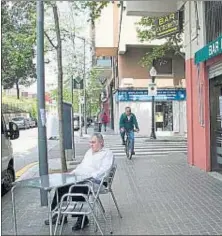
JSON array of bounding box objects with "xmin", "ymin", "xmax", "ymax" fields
[{"xmin": 14, "ymin": 173, "xmax": 90, "ymax": 191}]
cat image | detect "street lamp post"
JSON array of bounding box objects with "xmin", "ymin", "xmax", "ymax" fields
[
  {"xmin": 71, "ymin": 76, "xmax": 75, "ymax": 159},
  {"xmin": 79, "ymin": 91, "xmax": 83, "ymax": 137},
  {"xmin": 150, "ymin": 66, "xmax": 157, "ymax": 140},
  {"xmin": 83, "ymin": 39, "xmax": 87, "ymax": 134},
  {"xmin": 74, "ymin": 35, "xmax": 87, "ymax": 135},
  {"xmin": 36, "ymin": 0, "xmax": 49, "ymax": 206}
]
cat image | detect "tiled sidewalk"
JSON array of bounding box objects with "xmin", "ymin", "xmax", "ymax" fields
[{"xmin": 2, "ymin": 151, "xmax": 222, "ymax": 235}]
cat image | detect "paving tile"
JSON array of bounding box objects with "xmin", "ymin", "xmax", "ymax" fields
[{"xmin": 2, "ymin": 137, "xmax": 222, "ymax": 235}]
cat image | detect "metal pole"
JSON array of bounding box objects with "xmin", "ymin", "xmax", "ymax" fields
[
  {"xmin": 79, "ymin": 90, "xmax": 83, "ymax": 137},
  {"xmin": 71, "ymin": 77, "xmax": 75, "ymax": 159},
  {"xmin": 110, "ymin": 85, "xmax": 114, "ymax": 130},
  {"xmin": 150, "ymin": 75, "xmax": 156, "ymax": 139},
  {"xmin": 36, "ymin": 0, "xmax": 49, "ymax": 206},
  {"xmin": 83, "ymin": 39, "xmax": 87, "ymax": 134}
]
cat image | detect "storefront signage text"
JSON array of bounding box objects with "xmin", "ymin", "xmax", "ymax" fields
[
  {"xmin": 155, "ymin": 11, "xmax": 181, "ymax": 39},
  {"xmin": 116, "ymin": 89, "xmax": 186, "ymax": 102},
  {"xmin": 195, "ymin": 35, "xmax": 222, "ymax": 64}
]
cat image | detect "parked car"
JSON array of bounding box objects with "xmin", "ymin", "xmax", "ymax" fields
[
  {"xmin": 28, "ymin": 118, "xmax": 36, "ymax": 128},
  {"xmin": 11, "ymin": 117, "xmax": 29, "ymax": 129},
  {"xmin": 87, "ymin": 117, "xmax": 93, "ymax": 127},
  {"xmin": 32, "ymin": 118, "xmax": 38, "ymax": 127},
  {"xmin": 25, "ymin": 118, "xmax": 31, "ymax": 128},
  {"xmin": 73, "ymin": 114, "xmax": 84, "ymax": 131},
  {"xmin": 1, "ymin": 115, "xmax": 19, "ymax": 194}
]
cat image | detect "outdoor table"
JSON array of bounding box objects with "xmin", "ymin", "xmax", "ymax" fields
[{"xmin": 11, "ymin": 173, "xmax": 89, "ymax": 236}]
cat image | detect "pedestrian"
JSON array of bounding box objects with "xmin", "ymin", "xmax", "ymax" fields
[
  {"xmin": 44, "ymin": 133, "xmax": 114, "ymax": 231},
  {"xmin": 97, "ymin": 111, "xmax": 102, "ymax": 132},
  {"xmin": 101, "ymin": 112, "xmax": 109, "ymax": 132}
]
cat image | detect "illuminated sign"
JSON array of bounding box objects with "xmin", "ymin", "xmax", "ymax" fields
[{"xmin": 155, "ymin": 11, "xmax": 181, "ymax": 39}]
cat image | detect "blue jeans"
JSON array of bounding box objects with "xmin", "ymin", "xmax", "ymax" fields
[{"xmin": 121, "ymin": 130, "xmax": 134, "ymax": 152}]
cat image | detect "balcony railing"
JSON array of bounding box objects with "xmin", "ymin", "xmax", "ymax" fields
[{"xmin": 205, "ymin": 1, "xmax": 222, "ymax": 43}]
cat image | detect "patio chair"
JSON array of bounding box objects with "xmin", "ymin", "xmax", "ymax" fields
[
  {"xmin": 86, "ymin": 164, "xmax": 122, "ymax": 219},
  {"xmin": 54, "ymin": 175, "xmax": 112, "ymax": 235}
]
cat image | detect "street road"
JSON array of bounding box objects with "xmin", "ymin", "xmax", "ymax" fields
[{"xmin": 11, "ymin": 128, "xmax": 58, "ymax": 173}]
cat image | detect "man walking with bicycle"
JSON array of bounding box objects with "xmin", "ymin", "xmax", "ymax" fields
[{"xmin": 119, "ymin": 107, "xmax": 139, "ymax": 155}]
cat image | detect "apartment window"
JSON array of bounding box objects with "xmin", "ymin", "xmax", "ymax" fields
[
  {"xmin": 154, "ymin": 58, "xmax": 173, "ymax": 75},
  {"xmin": 205, "ymin": 1, "xmax": 222, "ymax": 43},
  {"xmin": 97, "ymin": 56, "xmax": 111, "ymax": 60}
]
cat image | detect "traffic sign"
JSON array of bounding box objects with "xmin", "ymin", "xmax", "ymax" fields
[
  {"xmin": 73, "ymin": 76, "xmax": 83, "ymax": 89},
  {"xmin": 148, "ymin": 83, "xmax": 157, "ymax": 96}
]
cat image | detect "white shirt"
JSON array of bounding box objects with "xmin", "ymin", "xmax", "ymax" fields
[{"xmin": 71, "ymin": 148, "xmax": 114, "ymax": 180}]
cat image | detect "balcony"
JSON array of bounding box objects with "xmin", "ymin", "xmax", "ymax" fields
[
  {"xmin": 95, "ymin": 57, "xmax": 112, "ymax": 85},
  {"xmin": 126, "ymin": 0, "xmax": 180, "ymax": 17}
]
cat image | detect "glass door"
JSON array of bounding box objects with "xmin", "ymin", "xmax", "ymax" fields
[
  {"xmin": 155, "ymin": 101, "xmax": 173, "ymax": 131},
  {"xmin": 210, "ymin": 75, "xmax": 222, "ymax": 171}
]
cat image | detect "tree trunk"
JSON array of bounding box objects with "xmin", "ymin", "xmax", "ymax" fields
[
  {"xmin": 52, "ymin": 4, "xmax": 67, "ymax": 172},
  {"xmin": 90, "ymin": 17, "xmax": 96, "ymax": 67},
  {"xmin": 16, "ymin": 80, "xmax": 20, "ymax": 99}
]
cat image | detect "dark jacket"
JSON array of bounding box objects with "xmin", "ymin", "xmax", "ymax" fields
[{"xmin": 119, "ymin": 113, "xmax": 139, "ymax": 131}]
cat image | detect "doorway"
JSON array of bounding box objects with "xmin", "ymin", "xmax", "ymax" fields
[
  {"xmin": 209, "ymin": 75, "xmax": 222, "ymax": 171},
  {"xmin": 155, "ymin": 101, "xmax": 173, "ymax": 132}
]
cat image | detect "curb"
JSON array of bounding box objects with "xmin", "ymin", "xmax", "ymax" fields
[
  {"xmin": 15, "ymin": 162, "xmax": 38, "ymax": 179},
  {"xmin": 16, "ymin": 159, "xmax": 81, "ymax": 181},
  {"xmin": 15, "ymin": 141, "xmax": 58, "ymax": 180}
]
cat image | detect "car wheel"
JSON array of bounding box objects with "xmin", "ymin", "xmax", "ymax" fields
[{"xmin": 2, "ymin": 166, "xmax": 15, "ymax": 194}]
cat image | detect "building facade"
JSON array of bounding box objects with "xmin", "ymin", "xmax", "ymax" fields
[
  {"xmin": 95, "ymin": 2, "xmax": 186, "ymax": 137},
  {"xmin": 185, "ymin": 1, "xmax": 222, "ymax": 172},
  {"xmin": 115, "ymin": 46, "xmax": 186, "ymax": 137},
  {"xmin": 125, "ymin": 1, "xmax": 222, "ymax": 172}
]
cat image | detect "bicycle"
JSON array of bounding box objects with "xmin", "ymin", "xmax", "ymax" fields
[{"xmin": 125, "ymin": 130, "xmax": 135, "ymax": 160}]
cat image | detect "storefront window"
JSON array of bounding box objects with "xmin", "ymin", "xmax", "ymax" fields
[{"xmin": 155, "ymin": 101, "xmax": 173, "ymax": 131}]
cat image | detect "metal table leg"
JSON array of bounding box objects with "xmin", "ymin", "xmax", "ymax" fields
[
  {"xmin": 47, "ymin": 191, "xmax": 53, "ymax": 235},
  {"xmin": 11, "ymin": 186, "xmax": 17, "ymax": 236}
]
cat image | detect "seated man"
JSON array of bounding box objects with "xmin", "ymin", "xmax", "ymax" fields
[{"xmin": 45, "ymin": 133, "xmax": 114, "ymax": 231}]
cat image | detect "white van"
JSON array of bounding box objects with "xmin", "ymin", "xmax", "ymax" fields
[{"xmin": 1, "ymin": 115, "xmax": 19, "ymax": 194}]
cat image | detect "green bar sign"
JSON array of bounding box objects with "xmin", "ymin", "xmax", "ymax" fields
[{"xmin": 195, "ymin": 35, "xmax": 222, "ymax": 64}]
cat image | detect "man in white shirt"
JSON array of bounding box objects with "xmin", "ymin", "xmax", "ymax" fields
[{"xmin": 45, "ymin": 133, "xmax": 114, "ymax": 231}]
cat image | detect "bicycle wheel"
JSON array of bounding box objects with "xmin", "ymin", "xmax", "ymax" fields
[
  {"xmin": 125, "ymin": 138, "xmax": 130, "ymax": 158},
  {"xmin": 128, "ymin": 137, "xmax": 133, "ymax": 160},
  {"xmin": 129, "ymin": 150, "xmax": 133, "ymax": 160}
]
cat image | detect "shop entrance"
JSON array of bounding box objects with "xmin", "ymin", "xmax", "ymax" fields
[
  {"xmin": 209, "ymin": 75, "xmax": 222, "ymax": 171},
  {"xmin": 155, "ymin": 101, "xmax": 173, "ymax": 132}
]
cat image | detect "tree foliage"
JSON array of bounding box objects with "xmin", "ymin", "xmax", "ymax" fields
[
  {"xmin": 1, "ymin": 1, "xmax": 37, "ymax": 99},
  {"xmin": 136, "ymin": 16, "xmax": 184, "ymax": 67},
  {"xmin": 86, "ymin": 69, "xmax": 103, "ymax": 116},
  {"xmin": 80, "ymin": 1, "xmax": 109, "ymax": 21},
  {"xmin": 50, "ymin": 87, "xmax": 79, "ymax": 113}
]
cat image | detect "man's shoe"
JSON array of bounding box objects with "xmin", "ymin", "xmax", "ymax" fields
[
  {"xmin": 122, "ymin": 141, "xmax": 126, "ymax": 145},
  {"xmin": 72, "ymin": 216, "xmax": 89, "ymax": 231},
  {"xmin": 44, "ymin": 215, "xmax": 68, "ymax": 225}
]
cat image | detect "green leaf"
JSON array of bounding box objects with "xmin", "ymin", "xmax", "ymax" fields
[
  {"xmin": 1, "ymin": 1, "xmax": 37, "ymax": 92},
  {"xmin": 136, "ymin": 15, "xmax": 184, "ymax": 67}
]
